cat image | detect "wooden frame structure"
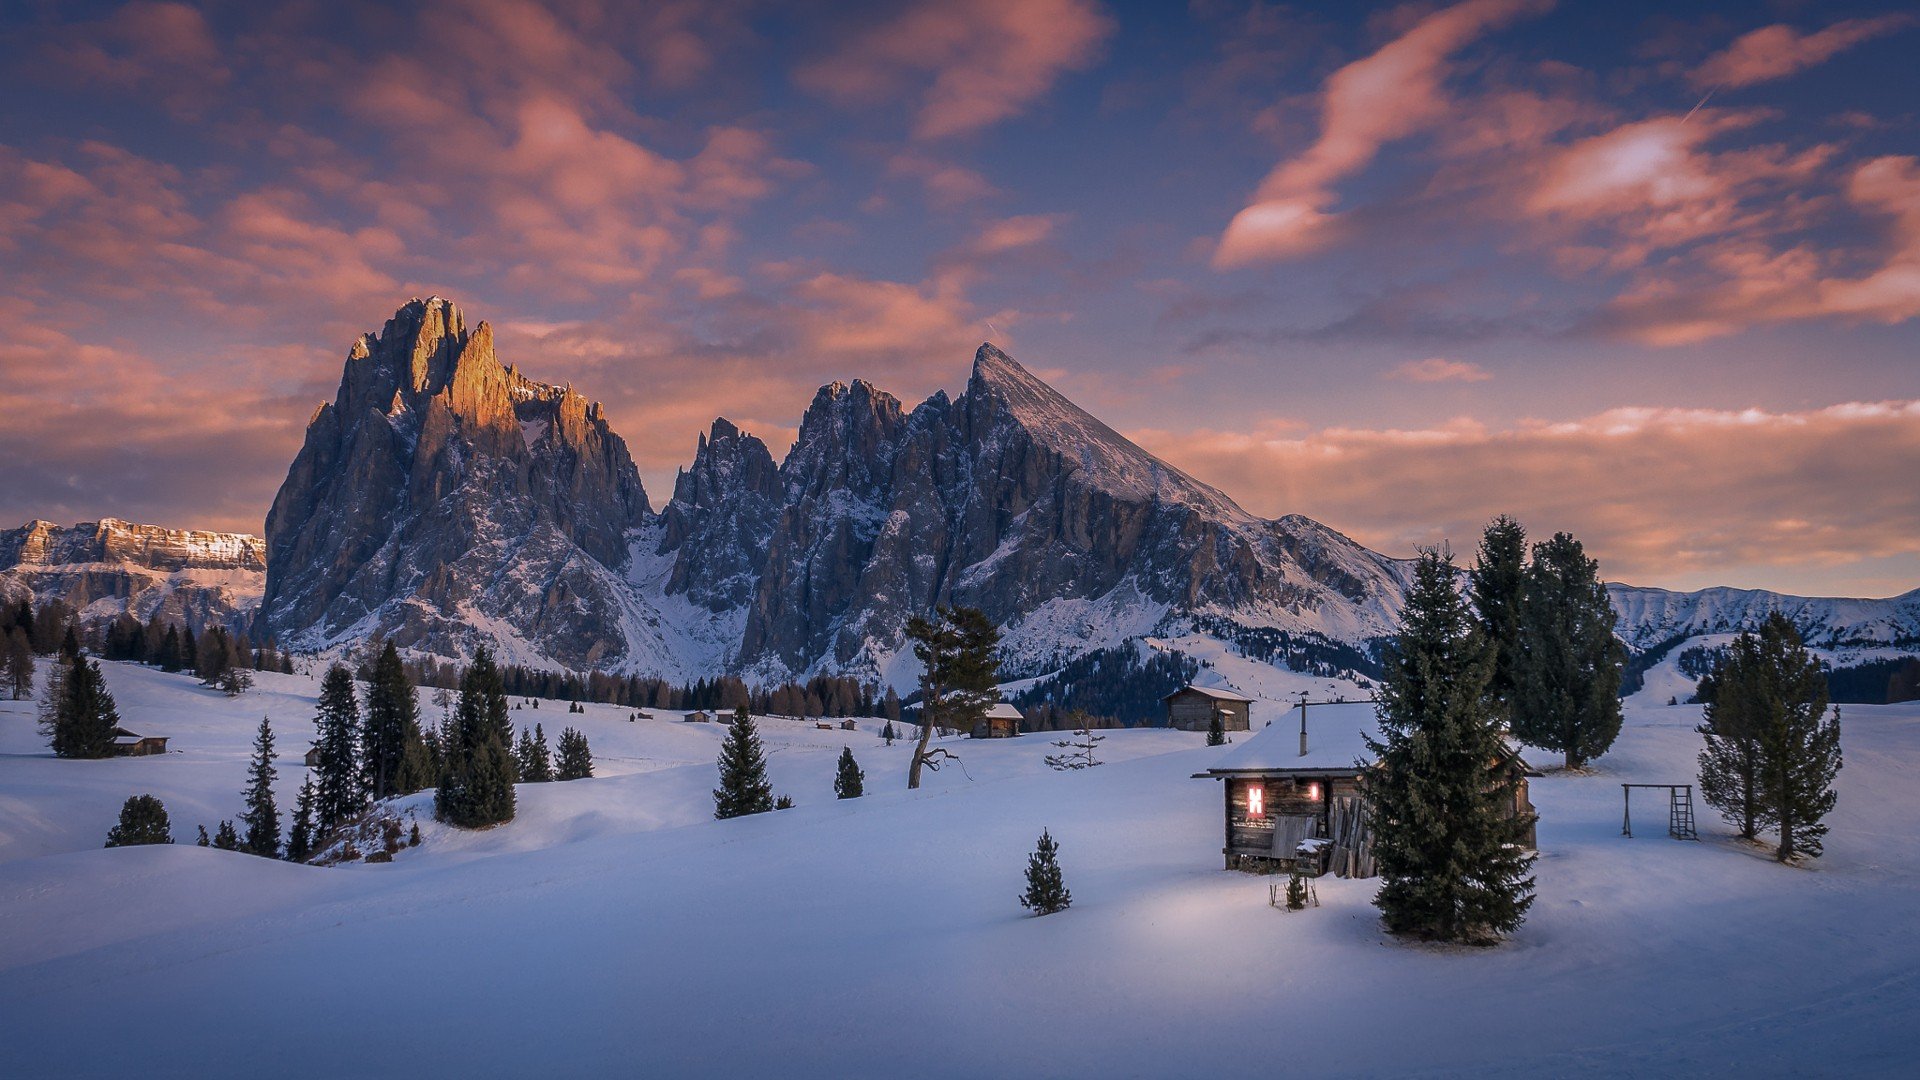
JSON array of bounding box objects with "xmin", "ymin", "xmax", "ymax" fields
[{"xmin": 1620, "ymin": 783, "xmax": 1699, "ymax": 840}]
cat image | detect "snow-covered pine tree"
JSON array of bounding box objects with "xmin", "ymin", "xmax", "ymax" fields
[
  {"xmin": 1018, "ymin": 829, "xmax": 1071, "ymax": 916},
  {"xmin": 1469, "ymin": 515, "xmax": 1528, "ymax": 726},
  {"xmin": 713, "ymin": 709, "xmax": 774, "ymax": 819},
  {"xmin": 313, "ymin": 663, "xmax": 364, "ymax": 830},
  {"xmin": 1511, "ymin": 532, "xmax": 1625, "ymax": 770},
  {"xmin": 104, "ymin": 794, "xmax": 173, "ymax": 847},
  {"xmin": 833, "ymin": 747, "xmax": 864, "ymax": 799},
  {"xmin": 39, "ymin": 656, "xmax": 119, "ymax": 759},
  {"xmin": 1365, "ymin": 548, "xmax": 1536, "ymax": 945},
  {"xmin": 555, "ymin": 727, "xmax": 593, "ymax": 780},
  {"xmin": 435, "ymin": 647, "xmax": 517, "ymax": 828},
  {"xmin": 286, "ymin": 778, "xmax": 317, "ymax": 862},
  {"xmin": 240, "ymin": 716, "xmax": 281, "ymax": 858}
]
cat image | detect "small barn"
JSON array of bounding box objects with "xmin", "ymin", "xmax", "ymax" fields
[
  {"xmin": 686, "ymin": 710, "xmax": 713, "ymax": 723},
  {"xmin": 1163, "ymin": 685, "xmax": 1252, "ymax": 732},
  {"xmin": 971, "ymin": 702, "xmax": 1025, "ymax": 739},
  {"xmin": 1196, "ymin": 701, "xmax": 1536, "ymax": 877},
  {"xmin": 304, "ymin": 743, "xmax": 323, "ymax": 767},
  {"xmin": 109, "ymin": 727, "xmax": 169, "ymax": 757}
]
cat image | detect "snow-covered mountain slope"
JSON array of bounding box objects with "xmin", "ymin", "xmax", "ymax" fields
[
  {"xmin": 0, "ymin": 518, "xmax": 263, "ymax": 633},
  {"xmin": 3, "ymin": 657, "xmax": 1919, "ymax": 1075},
  {"xmin": 1609, "ymin": 582, "xmax": 1920, "ymax": 651}
]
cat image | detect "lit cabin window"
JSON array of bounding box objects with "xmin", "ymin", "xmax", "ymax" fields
[
  {"xmin": 1306, "ymin": 782, "xmax": 1322, "ymax": 802},
  {"xmin": 1248, "ymin": 785, "xmax": 1265, "ymax": 817}
]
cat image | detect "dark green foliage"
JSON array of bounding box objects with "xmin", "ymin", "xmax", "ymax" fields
[
  {"xmin": 1018, "ymin": 829, "xmax": 1071, "ymax": 916},
  {"xmin": 833, "ymin": 747, "xmax": 864, "ymax": 799},
  {"xmin": 59, "ymin": 623, "xmax": 80, "ymax": 661},
  {"xmin": 435, "ymin": 648, "xmax": 517, "ymax": 829},
  {"xmin": 775, "ymin": 794, "xmax": 794, "ymax": 810},
  {"xmin": 1469, "ymin": 515, "xmax": 1528, "ymax": 721},
  {"xmin": 881, "ymin": 721, "xmax": 895, "ymax": 746},
  {"xmin": 363, "ymin": 642, "xmax": 432, "ymax": 800},
  {"xmin": 1824, "ymin": 656, "xmax": 1920, "ymax": 705},
  {"xmin": 516, "ymin": 723, "xmax": 554, "ymax": 782},
  {"xmin": 39, "ymin": 657, "xmax": 120, "ymax": 759},
  {"xmin": 1206, "ymin": 710, "xmax": 1226, "ymax": 746},
  {"xmin": 6, "ymin": 626, "xmax": 32, "ymax": 699},
  {"xmin": 218, "ymin": 666, "xmax": 252, "ymax": 697},
  {"xmin": 713, "ymin": 709, "xmax": 774, "ymax": 818},
  {"xmin": 555, "ymin": 726, "xmax": 593, "ymax": 780},
  {"xmin": 212, "ymin": 819, "xmax": 240, "ymax": 851},
  {"xmin": 1011, "ymin": 645, "xmax": 1200, "ymax": 725},
  {"xmin": 104, "ymin": 794, "xmax": 173, "ymax": 847},
  {"xmin": 904, "ymin": 606, "xmax": 1000, "ymax": 789},
  {"xmin": 1511, "ymin": 533, "xmax": 1625, "ymax": 770},
  {"xmin": 1284, "ymin": 866, "xmax": 1310, "ymax": 911},
  {"xmin": 196, "ymin": 825, "xmax": 209, "ymax": 846},
  {"xmin": 241, "ymin": 716, "xmax": 280, "ymax": 858},
  {"xmin": 1698, "ymin": 615, "xmax": 1843, "ymax": 860},
  {"xmin": 313, "ymin": 663, "xmax": 364, "ymax": 830},
  {"xmin": 286, "ymin": 778, "xmax": 317, "ymax": 863},
  {"xmin": 1365, "ymin": 549, "xmax": 1536, "ymax": 945}
]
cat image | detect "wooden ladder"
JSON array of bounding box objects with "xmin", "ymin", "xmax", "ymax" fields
[{"xmin": 1668, "ymin": 785, "xmax": 1699, "ymax": 840}]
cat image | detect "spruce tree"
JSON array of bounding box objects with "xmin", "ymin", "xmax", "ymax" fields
[
  {"xmin": 713, "ymin": 709, "xmax": 774, "ymax": 818},
  {"xmin": 104, "ymin": 794, "xmax": 173, "ymax": 847},
  {"xmin": 1365, "ymin": 548, "xmax": 1536, "ymax": 944},
  {"xmin": 1511, "ymin": 532, "xmax": 1625, "ymax": 770},
  {"xmin": 313, "ymin": 663, "xmax": 364, "ymax": 830},
  {"xmin": 435, "ymin": 647, "xmax": 517, "ymax": 829},
  {"xmin": 240, "ymin": 716, "xmax": 281, "ymax": 858},
  {"xmin": 1469, "ymin": 515, "xmax": 1529, "ymax": 723},
  {"xmin": 903, "ymin": 606, "xmax": 1000, "ymax": 789},
  {"xmin": 212, "ymin": 819, "xmax": 241, "ymax": 850},
  {"xmin": 39, "ymin": 657, "xmax": 120, "ymax": 759},
  {"xmin": 6, "ymin": 626, "xmax": 34, "ymax": 699},
  {"xmin": 363, "ymin": 641, "xmax": 430, "ymax": 799},
  {"xmin": 1206, "ymin": 709, "xmax": 1226, "ymax": 746},
  {"xmin": 881, "ymin": 720, "xmax": 895, "ymax": 746},
  {"xmin": 555, "ymin": 727, "xmax": 593, "ymax": 780},
  {"xmin": 287, "ymin": 778, "xmax": 317, "ymax": 863},
  {"xmin": 196, "ymin": 824, "xmax": 210, "ymax": 846},
  {"xmin": 833, "ymin": 747, "xmax": 864, "ymax": 799},
  {"xmin": 1696, "ymin": 632, "xmax": 1766, "ymax": 840},
  {"xmin": 1018, "ymin": 829, "xmax": 1071, "ymax": 915},
  {"xmin": 516, "ymin": 725, "xmax": 554, "ymax": 782}
]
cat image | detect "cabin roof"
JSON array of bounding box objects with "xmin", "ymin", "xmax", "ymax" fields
[
  {"xmin": 984, "ymin": 703, "xmax": 1025, "ymax": 720},
  {"xmin": 1163, "ymin": 684, "xmax": 1254, "ymax": 704},
  {"xmin": 1198, "ymin": 700, "xmax": 1538, "ymax": 777}
]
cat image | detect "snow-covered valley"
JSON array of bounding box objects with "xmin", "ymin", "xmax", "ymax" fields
[{"xmin": 2, "ymin": 655, "xmax": 1916, "ymax": 1076}]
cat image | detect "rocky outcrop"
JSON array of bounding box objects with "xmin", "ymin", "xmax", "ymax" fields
[
  {"xmin": 657, "ymin": 419, "xmax": 781, "ymax": 612},
  {"xmin": 258, "ymin": 298, "xmax": 652, "ymax": 669},
  {"xmin": 0, "ymin": 519, "xmax": 264, "ymax": 632}
]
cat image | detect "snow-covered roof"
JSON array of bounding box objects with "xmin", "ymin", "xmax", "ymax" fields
[
  {"xmin": 1165, "ymin": 684, "xmax": 1253, "ymax": 703},
  {"xmin": 1203, "ymin": 701, "xmax": 1381, "ymax": 773},
  {"xmin": 984, "ymin": 703, "xmax": 1025, "ymax": 720}
]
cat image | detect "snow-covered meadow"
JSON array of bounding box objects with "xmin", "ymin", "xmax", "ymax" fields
[{"xmin": 2, "ymin": 654, "xmax": 1917, "ymax": 1077}]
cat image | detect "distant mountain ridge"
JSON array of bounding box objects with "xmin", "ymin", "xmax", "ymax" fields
[
  {"xmin": 0, "ymin": 518, "xmax": 264, "ymax": 632},
  {"xmin": 11, "ymin": 297, "xmax": 1918, "ymax": 692}
]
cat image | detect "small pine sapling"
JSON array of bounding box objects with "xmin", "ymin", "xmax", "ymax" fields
[
  {"xmin": 1206, "ymin": 710, "xmax": 1225, "ymax": 747},
  {"xmin": 775, "ymin": 795, "xmax": 794, "ymax": 810},
  {"xmin": 1018, "ymin": 829, "xmax": 1071, "ymax": 916},
  {"xmin": 104, "ymin": 794, "xmax": 173, "ymax": 847},
  {"xmin": 834, "ymin": 747, "xmax": 865, "ymax": 799}
]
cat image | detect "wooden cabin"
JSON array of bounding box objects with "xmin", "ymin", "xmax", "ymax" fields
[
  {"xmin": 304, "ymin": 743, "xmax": 323, "ymax": 767},
  {"xmin": 1163, "ymin": 685, "xmax": 1252, "ymax": 732},
  {"xmin": 109, "ymin": 727, "xmax": 169, "ymax": 757},
  {"xmin": 1196, "ymin": 701, "xmax": 1537, "ymax": 877},
  {"xmin": 686, "ymin": 710, "xmax": 713, "ymax": 723},
  {"xmin": 839, "ymin": 719, "xmax": 858, "ymax": 731},
  {"xmin": 971, "ymin": 702, "xmax": 1026, "ymax": 739}
]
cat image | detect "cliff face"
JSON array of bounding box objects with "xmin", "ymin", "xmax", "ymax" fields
[
  {"xmin": 0, "ymin": 519, "xmax": 264, "ymax": 632},
  {"xmin": 258, "ymin": 297, "xmax": 653, "ymax": 669}
]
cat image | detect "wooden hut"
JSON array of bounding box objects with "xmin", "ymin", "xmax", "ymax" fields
[
  {"xmin": 970, "ymin": 702, "xmax": 1025, "ymax": 739},
  {"xmin": 1163, "ymin": 685, "xmax": 1252, "ymax": 732},
  {"xmin": 109, "ymin": 727, "xmax": 169, "ymax": 757},
  {"xmin": 1195, "ymin": 701, "xmax": 1536, "ymax": 877},
  {"xmin": 686, "ymin": 710, "xmax": 713, "ymax": 723},
  {"xmin": 303, "ymin": 743, "xmax": 323, "ymax": 767}
]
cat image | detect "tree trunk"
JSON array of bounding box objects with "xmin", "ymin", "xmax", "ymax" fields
[
  {"xmin": 1776, "ymin": 775, "xmax": 1794, "ymax": 862},
  {"xmin": 908, "ymin": 701, "xmax": 936, "ymax": 790}
]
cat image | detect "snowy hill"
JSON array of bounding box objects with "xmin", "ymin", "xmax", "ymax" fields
[{"xmin": 2, "ymin": 655, "xmax": 1918, "ymax": 1075}]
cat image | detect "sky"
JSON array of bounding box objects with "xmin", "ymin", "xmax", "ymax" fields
[{"xmin": 1, "ymin": 0, "xmax": 1916, "ymax": 598}]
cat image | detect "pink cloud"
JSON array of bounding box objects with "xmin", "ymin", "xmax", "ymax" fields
[
  {"xmin": 796, "ymin": 0, "xmax": 1113, "ymax": 140},
  {"xmin": 1214, "ymin": 0, "xmax": 1552, "ymax": 267},
  {"xmin": 1387, "ymin": 358, "xmax": 1491, "ymax": 382},
  {"xmin": 1695, "ymin": 16, "xmax": 1915, "ymax": 89}
]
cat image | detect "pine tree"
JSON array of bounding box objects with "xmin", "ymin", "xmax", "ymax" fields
[
  {"xmin": 1469, "ymin": 515, "xmax": 1529, "ymax": 723},
  {"xmin": 1365, "ymin": 549, "xmax": 1536, "ymax": 945},
  {"xmin": 104, "ymin": 794, "xmax": 173, "ymax": 847},
  {"xmin": 196, "ymin": 824, "xmax": 210, "ymax": 846},
  {"xmin": 1510, "ymin": 532, "xmax": 1625, "ymax": 770},
  {"xmin": 38, "ymin": 657, "xmax": 120, "ymax": 759},
  {"xmin": 240, "ymin": 716, "xmax": 281, "ymax": 858},
  {"xmin": 881, "ymin": 720, "xmax": 895, "ymax": 746},
  {"xmin": 218, "ymin": 666, "xmax": 253, "ymax": 697},
  {"xmin": 313, "ymin": 663, "xmax": 364, "ymax": 830},
  {"xmin": 775, "ymin": 794, "xmax": 794, "ymax": 810},
  {"xmin": 435, "ymin": 647, "xmax": 517, "ymax": 828},
  {"xmin": 212, "ymin": 820, "xmax": 241, "ymax": 850},
  {"xmin": 903, "ymin": 606, "xmax": 1000, "ymax": 789},
  {"xmin": 1696, "ymin": 632, "xmax": 1766, "ymax": 840},
  {"xmin": 516, "ymin": 725, "xmax": 554, "ymax": 782},
  {"xmin": 5, "ymin": 626, "xmax": 32, "ymax": 699},
  {"xmin": 556, "ymin": 727, "xmax": 593, "ymax": 780},
  {"xmin": 1206, "ymin": 709, "xmax": 1226, "ymax": 746},
  {"xmin": 833, "ymin": 747, "xmax": 864, "ymax": 799},
  {"xmin": 363, "ymin": 641, "xmax": 430, "ymax": 799},
  {"xmin": 1018, "ymin": 829, "xmax": 1071, "ymax": 915},
  {"xmin": 287, "ymin": 778, "xmax": 317, "ymax": 863},
  {"xmin": 713, "ymin": 709, "xmax": 774, "ymax": 818}
]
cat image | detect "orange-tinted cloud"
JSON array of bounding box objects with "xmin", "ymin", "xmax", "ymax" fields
[
  {"xmin": 1694, "ymin": 16, "xmax": 1915, "ymax": 89},
  {"xmin": 1131, "ymin": 400, "xmax": 1920, "ymax": 594},
  {"xmin": 796, "ymin": 0, "xmax": 1113, "ymax": 140},
  {"xmin": 1386, "ymin": 358, "xmax": 1491, "ymax": 382},
  {"xmin": 1214, "ymin": 0, "xmax": 1552, "ymax": 267}
]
